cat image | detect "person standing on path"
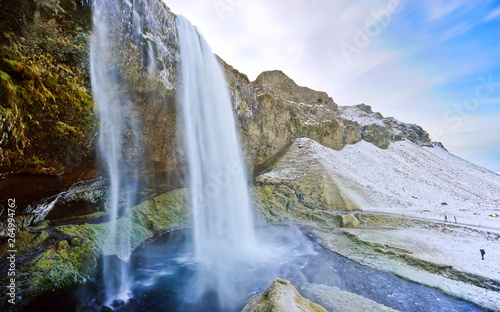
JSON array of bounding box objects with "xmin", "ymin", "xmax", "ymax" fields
[{"xmin": 480, "ymin": 249, "xmax": 485, "ymax": 260}]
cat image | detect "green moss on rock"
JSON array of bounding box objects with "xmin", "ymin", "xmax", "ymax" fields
[
  {"xmin": 0, "ymin": 42, "xmax": 95, "ymax": 174},
  {"xmin": 0, "ymin": 0, "xmax": 95, "ymax": 175},
  {"xmin": 132, "ymin": 188, "xmax": 189, "ymax": 232},
  {"xmin": 27, "ymin": 240, "xmax": 90, "ymax": 293},
  {"xmin": 22, "ymin": 188, "xmax": 188, "ymax": 295},
  {"xmin": 0, "ymin": 229, "xmax": 49, "ymax": 255},
  {"xmin": 338, "ymin": 214, "xmax": 360, "ymax": 228}
]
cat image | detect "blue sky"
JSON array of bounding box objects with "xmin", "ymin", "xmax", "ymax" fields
[{"xmin": 165, "ymin": 0, "xmax": 500, "ymax": 172}]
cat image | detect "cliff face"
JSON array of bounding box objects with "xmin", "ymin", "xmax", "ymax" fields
[
  {"xmin": 0, "ymin": 0, "xmax": 182, "ymax": 217},
  {"xmin": 0, "ymin": 0, "xmax": 94, "ymax": 176},
  {"xmin": 220, "ymin": 60, "xmax": 432, "ymax": 172}
]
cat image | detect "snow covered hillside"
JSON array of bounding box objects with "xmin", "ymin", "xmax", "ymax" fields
[{"xmin": 259, "ymin": 138, "xmax": 500, "ymax": 229}]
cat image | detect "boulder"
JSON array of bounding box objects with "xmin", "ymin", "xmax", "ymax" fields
[
  {"xmin": 241, "ymin": 279, "xmax": 327, "ymax": 312},
  {"xmin": 339, "ymin": 214, "xmax": 360, "ymax": 228}
]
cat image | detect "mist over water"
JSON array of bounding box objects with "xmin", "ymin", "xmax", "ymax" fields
[{"xmin": 121, "ymin": 226, "xmax": 486, "ymax": 312}]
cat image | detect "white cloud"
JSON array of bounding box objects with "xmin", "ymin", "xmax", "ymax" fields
[
  {"xmin": 438, "ymin": 22, "xmax": 475, "ymax": 42},
  {"xmin": 483, "ymin": 5, "xmax": 500, "ymax": 21},
  {"xmin": 422, "ymin": 0, "xmax": 466, "ymax": 21}
]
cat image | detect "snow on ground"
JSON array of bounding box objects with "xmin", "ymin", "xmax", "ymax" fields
[
  {"xmin": 259, "ymin": 137, "xmax": 500, "ymax": 309},
  {"xmin": 344, "ymin": 226, "xmax": 500, "ymax": 281},
  {"xmin": 314, "ymin": 227, "xmax": 500, "ymax": 311},
  {"xmin": 261, "ymin": 138, "xmax": 500, "ymax": 229}
]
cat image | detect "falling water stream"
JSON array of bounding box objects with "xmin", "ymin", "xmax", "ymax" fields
[
  {"xmin": 175, "ymin": 15, "xmax": 259, "ymax": 310},
  {"xmin": 90, "ymin": 0, "xmax": 176, "ymax": 305},
  {"xmin": 91, "ymin": 0, "xmax": 139, "ymax": 303}
]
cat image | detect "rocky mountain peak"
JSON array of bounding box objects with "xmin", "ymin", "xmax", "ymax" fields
[
  {"xmin": 255, "ymin": 70, "xmax": 336, "ymax": 110},
  {"xmin": 354, "ymin": 103, "xmax": 375, "ymax": 114}
]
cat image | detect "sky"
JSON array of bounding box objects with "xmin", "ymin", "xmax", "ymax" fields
[{"xmin": 164, "ymin": 0, "xmax": 500, "ymax": 173}]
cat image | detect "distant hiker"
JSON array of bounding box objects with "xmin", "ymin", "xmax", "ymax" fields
[
  {"xmin": 260, "ymin": 180, "xmax": 264, "ymax": 186},
  {"xmin": 454, "ymin": 216, "xmax": 457, "ymax": 224},
  {"xmin": 298, "ymin": 193, "xmax": 303, "ymax": 200},
  {"xmin": 444, "ymin": 215, "xmax": 448, "ymax": 222},
  {"xmin": 480, "ymin": 249, "xmax": 485, "ymax": 260}
]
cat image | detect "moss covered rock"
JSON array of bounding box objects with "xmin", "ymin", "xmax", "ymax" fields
[
  {"xmin": 241, "ymin": 278, "xmax": 327, "ymax": 312},
  {"xmin": 0, "ymin": 0, "xmax": 95, "ymax": 176},
  {"xmin": 132, "ymin": 188, "xmax": 189, "ymax": 232},
  {"xmin": 339, "ymin": 214, "xmax": 360, "ymax": 228},
  {"xmin": 25, "ymin": 188, "xmax": 188, "ymax": 294}
]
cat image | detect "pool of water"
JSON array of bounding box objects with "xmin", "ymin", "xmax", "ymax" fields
[{"xmin": 116, "ymin": 226, "xmax": 485, "ymax": 312}]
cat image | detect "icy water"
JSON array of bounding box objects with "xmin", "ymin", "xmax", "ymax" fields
[{"xmin": 117, "ymin": 227, "xmax": 486, "ymax": 312}]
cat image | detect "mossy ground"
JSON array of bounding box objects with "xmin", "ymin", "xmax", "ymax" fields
[{"xmin": 0, "ymin": 229, "xmax": 49, "ymax": 255}]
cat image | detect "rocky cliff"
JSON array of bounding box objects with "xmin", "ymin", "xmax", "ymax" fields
[
  {"xmin": 0, "ymin": 0, "xmax": 94, "ymax": 176},
  {"xmin": 0, "ymin": 0, "xmax": 182, "ymax": 226},
  {"xmin": 221, "ymin": 60, "xmax": 432, "ymax": 172}
]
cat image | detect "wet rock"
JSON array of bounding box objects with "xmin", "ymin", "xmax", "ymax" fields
[
  {"xmin": 101, "ymin": 306, "xmax": 114, "ymax": 312},
  {"xmin": 0, "ymin": 187, "xmax": 188, "ymax": 311},
  {"xmin": 241, "ymin": 278, "xmax": 327, "ymax": 312},
  {"xmin": 0, "ymin": 177, "xmax": 108, "ymax": 236},
  {"xmin": 112, "ymin": 299, "xmax": 125, "ymax": 307}
]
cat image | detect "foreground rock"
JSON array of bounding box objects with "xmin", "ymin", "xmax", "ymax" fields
[{"xmin": 241, "ymin": 279, "xmax": 327, "ymax": 312}]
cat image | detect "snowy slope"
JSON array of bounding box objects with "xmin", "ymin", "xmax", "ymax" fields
[{"xmin": 260, "ymin": 138, "xmax": 500, "ymax": 228}]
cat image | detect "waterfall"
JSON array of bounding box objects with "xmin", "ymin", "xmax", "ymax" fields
[
  {"xmin": 90, "ymin": 0, "xmax": 176, "ymax": 305},
  {"xmin": 176, "ymin": 16, "xmax": 258, "ymax": 309},
  {"xmin": 90, "ymin": 0, "xmax": 259, "ymax": 306},
  {"xmin": 90, "ymin": 0, "xmax": 139, "ymax": 303}
]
